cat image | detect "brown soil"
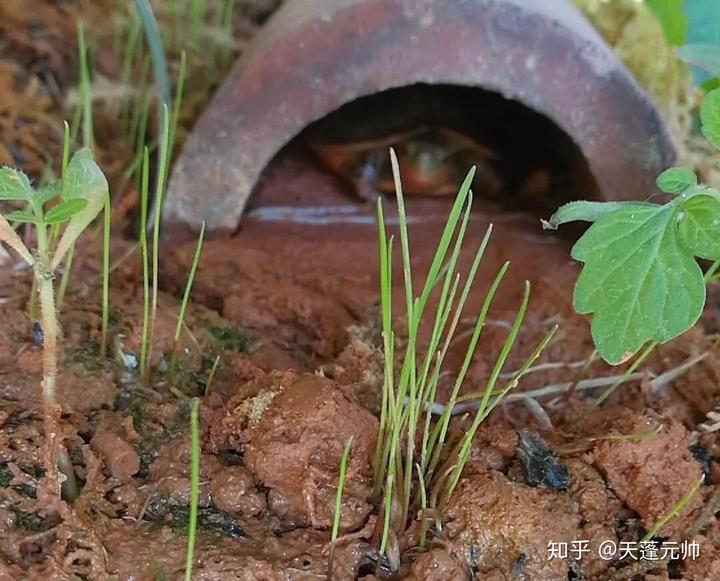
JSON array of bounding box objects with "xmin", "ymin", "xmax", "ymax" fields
[
  {"xmin": 1, "ymin": 145, "xmax": 719, "ymax": 579},
  {"xmin": 2, "ymin": 2, "xmax": 720, "ymax": 581}
]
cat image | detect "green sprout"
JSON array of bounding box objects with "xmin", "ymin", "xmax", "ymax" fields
[
  {"xmin": 139, "ymin": 147, "xmax": 151, "ymax": 380},
  {"xmin": 591, "ymin": 341, "xmax": 656, "ymax": 408},
  {"xmin": 133, "ymin": 0, "xmax": 171, "ymax": 110},
  {"xmin": 167, "ymin": 0, "xmax": 182, "ymax": 50},
  {"xmin": 328, "ymin": 436, "xmax": 353, "ymax": 578},
  {"xmin": 373, "ymin": 150, "xmax": 555, "ymax": 565},
  {"xmin": 169, "ymin": 50, "xmax": 188, "ymax": 170},
  {"xmin": 591, "ymin": 424, "xmax": 664, "ymax": 443},
  {"xmin": 204, "ymin": 354, "xmax": 221, "ymax": 396},
  {"xmin": 131, "ymin": 0, "xmax": 172, "ymax": 223},
  {"xmin": 128, "ymin": 72, "xmax": 152, "ymax": 184},
  {"xmin": 59, "ymin": 22, "xmax": 111, "ymax": 361},
  {"xmin": 545, "ymin": 46, "xmax": 720, "ymax": 365},
  {"xmin": 209, "ymin": 0, "xmax": 235, "ymax": 70},
  {"xmin": 118, "ymin": 0, "xmax": 235, "ymax": 192},
  {"xmin": 129, "ymin": 31, "xmax": 185, "ymax": 382},
  {"xmin": 190, "ymin": 0, "xmax": 208, "ymax": 51},
  {"xmin": 0, "ymin": 149, "xmax": 108, "ymax": 500},
  {"xmin": 58, "ymin": 20, "xmax": 95, "ymax": 314},
  {"xmin": 121, "ymin": 13, "xmax": 144, "ymax": 132},
  {"xmin": 641, "ymin": 474, "xmax": 704, "ymax": 542},
  {"xmin": 55, "ymin": 121, "xmax": 74, "ymax": 311},
  {"xmin": 331, "ymin": 437, "xmax": 353, "ymax": 543},
  {"xmin": 169, "ymin": 221, "xmax": 206, "ymax": 380},
  {"xmin": 77, "ymin": 22, "xmax": 94, "ymax": 150},
  {"xmin": 146, "ymin": 104, "xmax": 171, "ymax": 383},
  {"xmin": 220, "ymin": 0, "xmax": 237, "ymax": 68},
  {"xmin": 101, "ymin": 180, "xmax": 111, "ymax": 358},
  {"xmin": 185, "ymin": 398, "xmax": 201, "ymax": 581}
]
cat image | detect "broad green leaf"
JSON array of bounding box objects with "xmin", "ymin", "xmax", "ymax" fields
[
  {"xmin": 678, "ymin": 194, "xmax": 720, "ymax": 259},
  {"xmin": 52, "ymin": 148, "xmax": 108, "ymax": 268},
  {"xmin": 62, "ymin": 148, "xmax": 107, "ymax": 204},
  {"xmin": 0, "ymin": 168, "xmax": 33, "ymax": 201},
  {"xmin": 702, "ymin": 78, "xmax": 720, "ymax": 92},
  {"xmin": 6, "ymin": 211, "xmax": 37, "ymax": 224},
  {"xmin": 542, "ymin": 200, "xmax": 649, "ymax": 230},
  {"xmin": 700, "ymin": 88, "xmax": 720, "ymax": 149},
  {"xmin": 572, "ymin": 204, "xmax": 705, "ymax": 364},
  {"xmin": 645, "ymin": 0, "xmax": 687, "ymax": 46},
  {"xmin": 678, "ymin": 44, "xmax": 720, "ymax": 77},
  {"xmin": 45, "ymin": 198, "xmax": 88, "ymax": 225},
  {"xmin": 656, "ymin": 167, "xmax": 698, "ymax": 193}
]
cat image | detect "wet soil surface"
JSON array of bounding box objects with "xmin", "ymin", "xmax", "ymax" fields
[
  {"xmin": 3, "ymin": 2, "xmax": 720, "ymax": 578},
  {"xmin": 2, "ymin": 142, "xmax": 720, "ymax": 580}
]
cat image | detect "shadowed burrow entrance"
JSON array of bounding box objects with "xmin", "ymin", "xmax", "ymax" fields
[{"xmin": 245, "ymin": 84, "xmax": 601, "ymax": 223}]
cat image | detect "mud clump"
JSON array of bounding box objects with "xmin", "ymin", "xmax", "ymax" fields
[
  {"xmin": 683, "ymin": 521, "xmax": 720, "ymax": 579},
  {"xmin": 205, "ymin": 370, "xmax": 297, "ymax": 451},
  {"xmin": 179, "ymin": 239, "xmax": 362, "ymax": 361},
  {"xmin": 592, "ymin": 416, "xmax": 703, "ymax": 538},
  {"xmin": 91, "ymin": 417, "xmax": 140, "ymax": 482},
  {"xmin": 403, "ymin": 548, "xmax": 470, "ymax": 580},
  {"xmin": 467, "ymin": 420, "xmax": 519, "ymax": 472},
  {"xmin": 443, "ymin": 470, "xmax": 581, "ymax": 579},
  {"xmin": 210, "ymin": 466, "xmax": 266, "ymax": 517},
  {"xmin": 564, "ymin": 458, "xmax": 622, "ymax": 578},
  {"xmin": 208, "ymin": 373, "xmax": 378, "ymax": 530},
  {"xmin": 2, "ymin": 348, "xmax": 117, "ymax": 416},
  {"xmin": 148, "ymin": 435, "xmax": 224, "ymax": 508}
]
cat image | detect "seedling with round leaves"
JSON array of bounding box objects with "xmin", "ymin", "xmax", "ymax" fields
[
  {"xmin": 544, "ymin": 47, "xmax": 720, "ymax": 365},
  {"xmin": 0, "ymin": 148, "xmax": 107, "ymax": 502}
]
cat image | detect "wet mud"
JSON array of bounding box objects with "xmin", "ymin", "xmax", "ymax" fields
[
  {"xmin": 2, "ymin": 2, "xmax": 720, "ymax": 578},
  {"xmin": 1, "ymin": 144, "xmax": 719, "ymax": 580}
]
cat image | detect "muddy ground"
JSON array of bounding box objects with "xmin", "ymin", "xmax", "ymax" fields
[{"xmin": 3, "ymin": 2, "xmax": 720, "ymax": 580}]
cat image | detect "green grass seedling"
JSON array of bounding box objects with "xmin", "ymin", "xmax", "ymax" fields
[
  {"xmin": 77, "ymin": 22, "xmax": 94, "ymax": 150},
  {"xmin": 169, "ymin": 221, "xmax": 206, "ymax": 381},
  {"xmin": 591, "ymin": 341, "xmax": 657, "ymax": 409},
  {"xmin": 220, "ymin": 0, "xmax": 236, "ymax": 68},
  {"xmin": 184, "ymin": 398, "xmax": 201, "ymax": 581},
  {"xmin": 101, "ymin": 187, "xmax": 111, "ymax": 357},
  {"xmin": 641, "ymin": 474, "xmax": 704, "ymax": 542},
  {"xmin": 147, "ymin": 104, "xmax": 171, "ymax": 381},
  {"xmin": 139, "ymin": 148, "xmax": 151, "ymax": 379},
  {"xmin": 71, "ymin": 23, "xmax": 111, "ymax": 357},
  {"xmin": 373, "ymin": 150, "xmax": 555, "ymax": 565},
  {"xmin": 55, "ymin": 122, "xmax": 73, "ymax": 311},
  {"xmin": 331, "ymin": 437, "xmax": 353, "ymax": 543},
  {"xmin": 169, "ymin": 51, "xmax": 187, "ymax": 174},
  {"xmin": 204, "ymin": 354, "xmax": 221, "ymax": 396},
  {"xmin": 328, "ymin": 436, "xmax": 353, "ymax": 579},
  {"xmin": 133, "ymin": 0, "xmax": 171, "ymax": 109},
  {"xmin": 129, "ymin": 78, "xmax": 153, "ymax": 183},
  {"xmin": 58, "ymin": 20, "xmax": 96, "ymax": 314},
  {"xmin": 190, "ymin": 0, "xmax": 208, "ymax": 51},
  {"xmin": 121, "ymin": 13, "xmax": 144, "ymax": 133}
]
